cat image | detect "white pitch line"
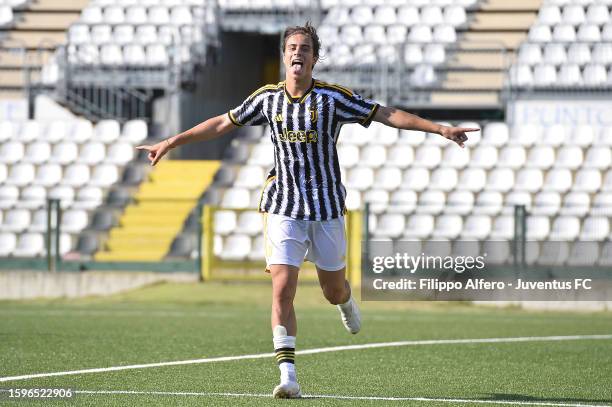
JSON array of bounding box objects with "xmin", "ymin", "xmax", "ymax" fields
[
  {"xmin": 1, "ymin": 334, "xmax": 611, "ymax": 383},
  {"xmin": 71, "ymin": 390, "xmax": 612, "ymax": 407}
]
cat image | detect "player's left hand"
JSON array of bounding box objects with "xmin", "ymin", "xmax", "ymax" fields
[{"xmin": 439, "ymin": 126, "xmax": 480, "ymax": 148}]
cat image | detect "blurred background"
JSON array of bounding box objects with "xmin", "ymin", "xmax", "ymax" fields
[{"xmin": 0, "ymin": 0, "xmax": 611, "ymax": 308}]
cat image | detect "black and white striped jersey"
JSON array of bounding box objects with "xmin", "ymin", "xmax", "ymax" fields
[{"xmin": 228, "ymin": 79, "xmax": 379, "ymax": 221}]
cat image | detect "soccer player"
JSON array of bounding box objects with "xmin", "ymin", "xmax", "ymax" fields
[{"xmin": 137, "ymin": 22, "xmax": 477, "ymax": 399}]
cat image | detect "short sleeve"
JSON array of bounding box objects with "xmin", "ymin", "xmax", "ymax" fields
[
  {"xmin": 228, "ymin": 86, "xmax": 271, "ymax": 127},
  {"xmin": 332, "ymin": 89, "xmax": 379, "ymax": 128}
]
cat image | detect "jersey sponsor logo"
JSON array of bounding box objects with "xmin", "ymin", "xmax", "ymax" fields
[{"xmin": 280, "ymin": 128, "xmax": 318, "ymax": 143}]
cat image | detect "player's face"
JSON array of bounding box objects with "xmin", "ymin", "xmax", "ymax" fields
[{"xmin": 283, "ymin": 33, "xmax": 316, "ymax": 80}]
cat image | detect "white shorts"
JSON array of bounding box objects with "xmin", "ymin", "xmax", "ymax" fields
[{"xmin": 263, "ymin": 213, "xmax": 346, "ymax": 271}]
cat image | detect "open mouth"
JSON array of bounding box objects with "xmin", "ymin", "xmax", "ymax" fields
[{"xmin": 291, "ymin": 60, "xmax": 303, "ymax": 67}]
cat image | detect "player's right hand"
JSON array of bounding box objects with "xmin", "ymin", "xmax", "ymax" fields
[{"xmin": 136, "ymin": 140, "xmax": 171, "ymax": 166}]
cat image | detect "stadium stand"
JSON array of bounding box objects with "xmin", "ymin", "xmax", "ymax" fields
[{"xmin": 0, "ymin": 118, "xmax": 148, "ymax": 258}]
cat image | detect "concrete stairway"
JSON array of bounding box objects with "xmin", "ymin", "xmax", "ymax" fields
[
  {"xmin": 95, "ymin": 160, "xmax": 221, "ymax": 262},
  {"xmin": 431, "ymin": 0, "xmax": 542, "ymax": 107},
  {"xmin": 0, "ymin": 0, "xmax": 86, "ymax": 99}
]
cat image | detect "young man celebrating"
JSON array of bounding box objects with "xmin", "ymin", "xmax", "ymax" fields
[{"xmin": 137, "ymin": 23, "xmax": 477, "ymax": 398}]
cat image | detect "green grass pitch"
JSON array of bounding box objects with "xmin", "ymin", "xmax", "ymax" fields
[{"xmin": 0, "ymin": 281, "xmax": 611, "ymax": 406}]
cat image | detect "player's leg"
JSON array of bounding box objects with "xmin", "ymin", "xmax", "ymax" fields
[
  {"xmin": 317, "ymin": 266, "xmax": 361, "ymax": 334},
  {"xmin": 270, "ymin": 264, "xmax": 301, "ymax": 398},
  {"xmin": 308, "ymin": 216, "xmax": 361, "ymax": 334},
  {"xmin": 264, "ymin": 213, "xmax": 307, "ymax": 398}
]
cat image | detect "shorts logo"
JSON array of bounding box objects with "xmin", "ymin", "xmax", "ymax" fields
[
  {"xmin": 309, "ymin": 108, "xmax": 318, "ymax": 123},
  {"xmin": 274, "ymin": 114, "xmax": 283, "ymax": 122},
  {"xmin": 280, "ymin": 128, "xmax": 318, "ymax": 143}
]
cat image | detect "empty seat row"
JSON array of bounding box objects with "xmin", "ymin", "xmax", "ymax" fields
[
  {"xmin": 0, "ymin": 232, "xmax": 72, "ymax": 257},
  {"xmin": 0, "ymin": 119, "xmax": 147, "ymax": 144},
  {"xmin": 0, "ymin": 0, "xmax": 30, "ymax": 9},
  {"xmin": 518, "ymin": 43, "xmax": 612, "ymax": 66},
  {"xmin": 321, "ymin": 43, "xmax": 449, "ymax": 67},
  {"xmin": 320, "ymin": 0, "xmax": 479, "ymax": 7},
  {"xmin": 80, "ymin": 5, "xmax": 203, "ymax": 25},
  {"xmin": 537, "ymin": 4, "xmax": 612, "ymax": 26},
  {"xmin": 370, "ymin": 212, "xmax": 612, "ymax": 240},
  {"xmin": 0, "ymin": 162, "xmax": 124, "ymax": 188},
  {"xmin": 0, "ymin": 141, "xmax": 134, "ymax": 165},
  {"xmin": 322, "ymin": 5, "xmax": 467, "ymax": 27},
  {"xmin": 351, "ymin": 189, "xmax": 612, "ymax": 216},
  {"xmin": 68, "ymin": 23, "xmax": 203, "ymax": 46},
  {"xmin": 0, "ymin": 208, "xmax": 90, "ymax": 234},
  {"xmin": 510, "ymin": 63, "xmax": 612, "ymax": 87},
  {"xmin": 0, "ymin": 185, "xmax": 106, "ymax": 211},
  {"xmin": 528, "ymin": 23, "xmax": 612, "ymax": 42},
  {"xmin": 90, "ymin": 0, "xmax": 209, "ymax": 6},
  {"xmin": 67, "ymin": 43, "xmax": 190, "ymax": 66},
  {"xmin": 320, "ymin": 23, "xmax": 457, "ymax": 45}
]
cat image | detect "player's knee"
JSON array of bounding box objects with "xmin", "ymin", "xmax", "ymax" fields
[
  {"xmin": 322, "ymin": 285, "xmax": 347, "ymax": 305},
  {"xmin": 273, "ymin": 288, "xmax": 295, "ymax": 305}
]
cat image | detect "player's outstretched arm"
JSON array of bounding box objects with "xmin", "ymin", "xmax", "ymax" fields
[
  {"xmin": 136, "ymin": 113, "xmax": 237, "ymax": 166},
  {"xmin": 373, "ymin": 105, "xmax": 479, "ymax": 148}
]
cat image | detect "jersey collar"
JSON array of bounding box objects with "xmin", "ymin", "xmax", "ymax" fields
[{"xmin": 283, "ymin": 78, "xmax": 315, "ymax": 104}]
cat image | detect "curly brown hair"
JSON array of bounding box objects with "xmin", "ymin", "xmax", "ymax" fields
[{"xmin": 282, "ymin": 22, "xmax": 320, "ymax": 60}]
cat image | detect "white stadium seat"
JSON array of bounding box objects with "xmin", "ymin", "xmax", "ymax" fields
[
  {"xmin": 388, "ymin": 190, "xmax": 417, "ymax": 213},
  {"xmin": 428, "ymin": 168, "xmax": 457, "ymax": 191},
  {"xmin": 13, "ymin": 233, "xmax": 44, "ymax": 257},
  {"xmin": 374, "ymin": 167, "xmax": 402, "ymax": 190},
  {"xmin": 214, "ymin": 210, "xmax": 236, "ymax": 235},
  {"xmin": 572, "ymin": 169, "xmax": 601, "ymax": 192},
  {"xmin": 1, "ymin": 209, "xmax": 30, "ymax": 233},
  {"xmin": 485, "ymin": 168, "xmax": 514, "ymax": 192},
  {"xmin": 34, "ymin": 163, "xmax": 62, "ymax": 187},
  {"xmin": 48, "ymin": 186, "xmax": 75, "ymax": 209},
  {"xmin": 526, "ymin": 146, "xmax": 555, "ymax": 169},
  {"xmin": 432, "ymin": 214, "xmax": 462, "ymax": 239},
  {"xmin": 62, "ymin": 163, "xmax": 90, "ymax": 187},
  {"xmin": 441, "ymin": 144, "xmax": 469, "ymax": 168},
  {"xmin": 456, "ymin": 168, "xmax": 486, "ymax": 192},
  {"xmin": 413, "ymin": 145, "xmax": 441, "ymax": 168},
  {"xmin": 497, "ymin": 146, "xmax": 526, "ymax": 169},
  {"xmin": 221, "ymin": 188, "xmax": 251, "ymax": 209},
  {"xmin": 416, "ymin": 190, "xmax": 445, "ymax": 215},
  {"xmin": 554, "ymin": 146, "xmax": 583, "ymax": 169},
  {"xmin": 219, "ymin": 234, "xmax": 251, "ymax": 260},
  {"xmin": 580, "ymin": 216, "xmax": 610, "ymax": 240},
  {"xmin": 490, "ymin": 216, "xmax": 514, "ymax": 240},
  {"xmin": 474, "ymin": 191, "xmax": 503, "ymax": 215},
  {"xmin": 0, "ymin": 186, "xmax": 19, "ymax": 209},
  {"xmin": 0, "ymin": 141, "xmax": 24, "ymax": 164},
  {"xmin": 482, "ymin": 122, "xmax": 509, "ymax": 146},
  {"xmin": 248, "ymin": 143, "xmax": 275, "ymax": 167},
  {"xmin": 6, "ymin": 163, "xmax": 35, "ymax": 187},
  {"xmin": 346, "ymin": 167, "xmax": 374, "ymax": 191},
  {"xmin": 0, "ymin": 232, "xmax": 17, "ymax": 256},
  {"xmin": 401, "ymin": 168, "xmax": 429, "ymax": 191},
  {"xmin": 542, "ymin": 169, "xmax": 572, "ymax": 193},
  {"xmin": 470, "ymin": 146, "xmax": 497, "ymax": 169},
  {"xmin": 360, "ymin": 145, "xmax": 386, "ymax": 168},
  {"xmin": 90, "ymin": 164, "xmax": 119, "ymax": 187},
  {"xmin": 373, "ymin": 213, "xmax": 405, "ymax": 238},
  {"xmin": 461, "ymin": 215, "xmax": 491, "ymax": 239},
  {"xmin": 235, "ymin": 211, "xmax": 263, "ymax": 236},
  {"xmin": 73, "ymin": 187, "xmax": 104, "ymax": 210},
  {"xmin": 532, "ymin": 192, "xmax": 561, "ymax": 216},
  {"xmin": 583, "ymin": 146, "xmax": 612, "ymax": 169},
  {"xmin": 445, "ymin": 190, "xmax": 473, "ymax": 215},
  {"xmin": 514, "ymin": 168, "xmax": 543, "ymax": 192},
  {"xmin": 386, "ymin": 145, "xmax": 414, "ymax": 169},
  {"xmin": 106, "ymin": 142, "xmax": 134, "ymax": 165},
  {"xmin": 560, "ymin": 192, "xmax": 590, "ymax": 216},
  {"xmin": 61, "ymin": 209, "xmax": 89, "ymax": 233},
  {"xmin": 549, "ymin": 216, "xmax": 580, "ymax": 240},
  {"xmin": 23, "ymin": 141, "xmax": 51, "ymax": 164},
  {"xmin": 78, "ymin": 142, "xmax": 105, "ymax": 165},
  {"xmin": 403, "ymin": 214, "xmax": 434, "ymax": 239},
  {"xmin": 526, "ymin": 216, "xmax": 550, "ymax": 240}
]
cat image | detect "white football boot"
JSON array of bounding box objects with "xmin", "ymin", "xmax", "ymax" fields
[
  {"xmin": 273, "ymin": 380, "xmax": 302, "ymax": 398},
  {"xmin": 337, "ymin": 296, "xmax": 361, "ymax": 334}
]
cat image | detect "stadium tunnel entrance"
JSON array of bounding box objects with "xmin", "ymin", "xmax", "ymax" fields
[{"xmin": 155, "ymin": 31, "xmax": 281, "ymax": 160}]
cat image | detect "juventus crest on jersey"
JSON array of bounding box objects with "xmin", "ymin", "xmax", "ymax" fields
[{"xmin": 228, "ymin": 79, "xmax": 379, "ymax": 221}]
